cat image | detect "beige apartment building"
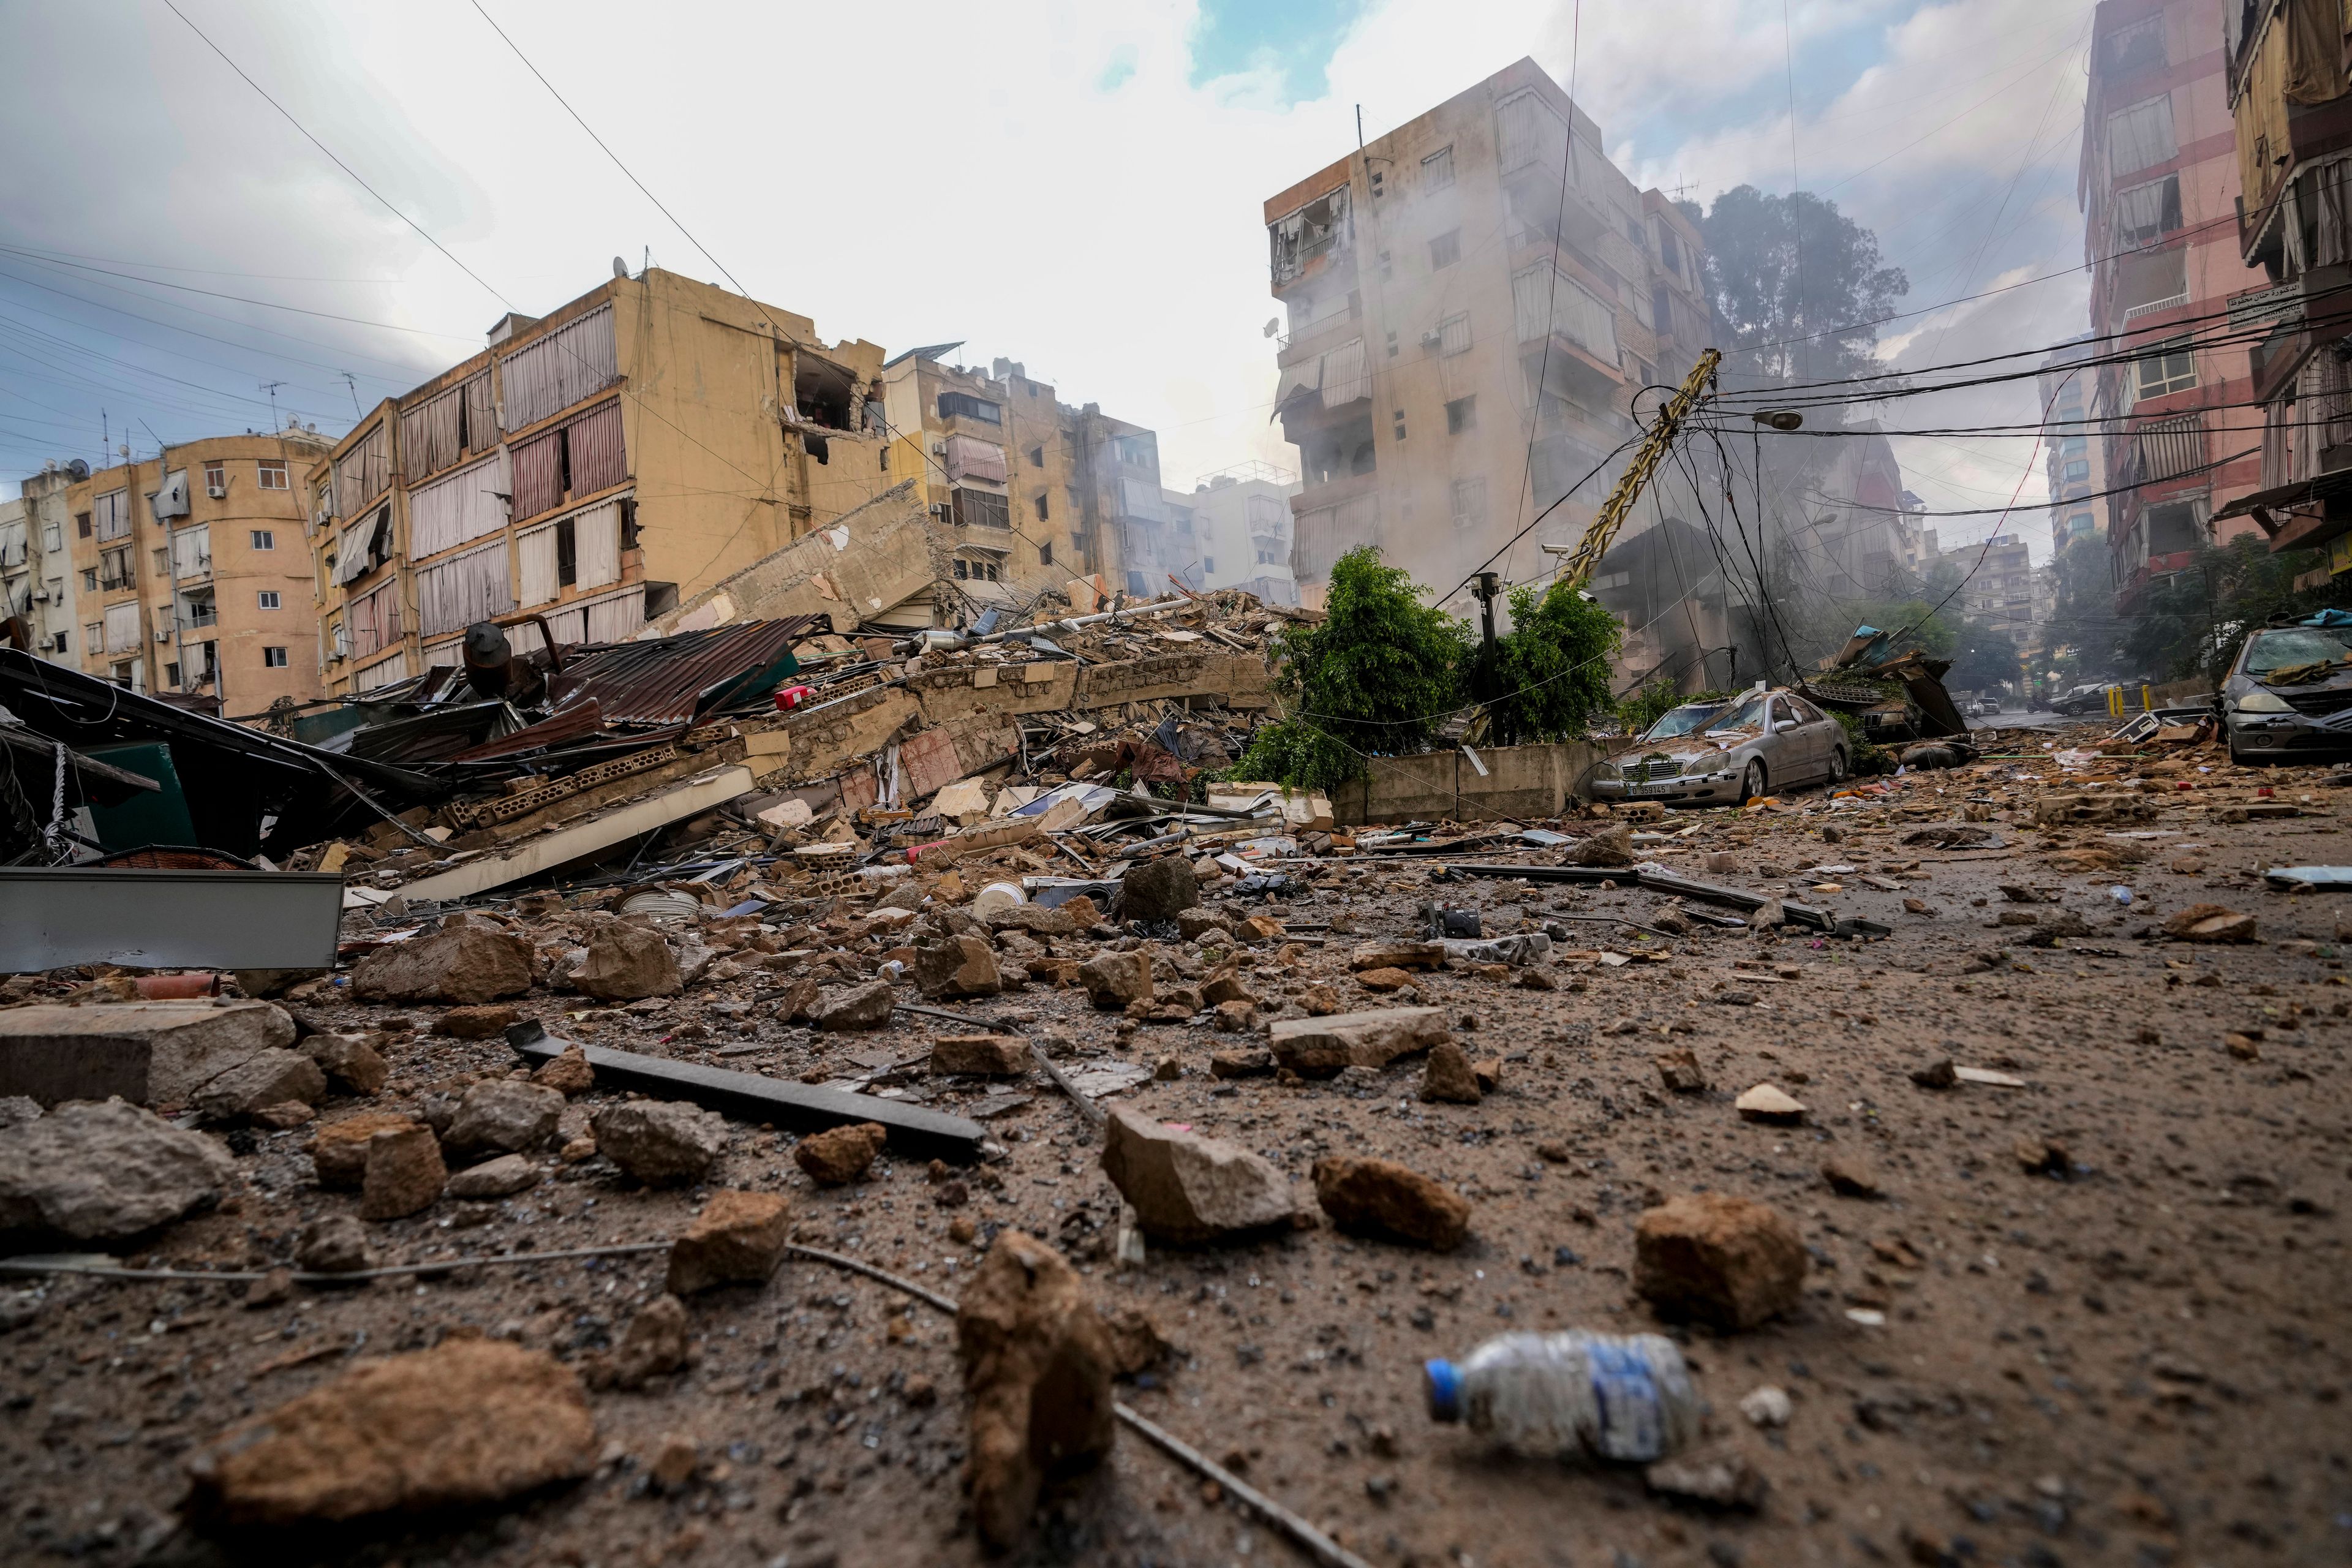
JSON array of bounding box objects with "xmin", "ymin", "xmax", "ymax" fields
[
  {"xmin": 1262, "ymin": 57, "xmax": 1715, "ymax": 606},
  {"xmin": 309, "ymin": 267, "xmax": 892, "ymax": 695},
  {"xmin": 5, "ymin": 462, "xmax": 86, "ymax": 661},
  {"xmin": 59, "ymin": 432, "xmax": 332, "ymax": 712}
]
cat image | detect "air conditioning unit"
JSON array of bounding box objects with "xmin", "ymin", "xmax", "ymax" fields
[
  {"xmin": 1421, "ymin": 330, "xmax": 1442, "ymax": 348},
  {"xmin": 206, "ymin": 482, "xmax": 227, "ymax": 499},
  {"xmin": 156, "ymin": 627, "xmax": 172, "ymax": 644}
]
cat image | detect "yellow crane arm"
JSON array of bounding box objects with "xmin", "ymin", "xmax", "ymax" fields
[{"xmin": 1555, "ymin": 347, "xmax": 1720, "ymax": 589}]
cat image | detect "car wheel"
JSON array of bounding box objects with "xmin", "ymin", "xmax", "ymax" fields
[
  {"xmin": 1826, "ymin": 746, "xmax": 1847, "ymax": 785},
  {"xmin": 1738, "ymin": 759, "xmax": 1767, "ymax": 803}
]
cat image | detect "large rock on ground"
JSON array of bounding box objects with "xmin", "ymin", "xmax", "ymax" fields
[
  {"xmin": 183, "ymin": 1338, "xmax": 597, "ymax": 1525},
  {"xmin": 0, "ymin": 1001, "xmax": 293, "ymax": 1108},
  {"xmin": 2164, "ymin": 904, "xmax": 2257, "ymax": 944},
  {"xmin": 1572, "ymin": 823, "xmax": 1637, "ymax": 867},
  {"xmin": 352, "ymin": 920, "xmax": 533, "ymax": 1006},
  {"xmin": 298, "ymin": 1034, "xmax": 388, "ymax": 1096},
  {"xmin": 1077, "ymin": 951, "xmax": 1153, "ymax": 1010},
  {"xmin": 1268, "ymin": 1007, "xmax": 1450, "ymax": 1078},
  {"xmin": 435, "ymin": 1005, "xmax": 521, "ymax": 1040},
  {"xmin": 812, "ymin": 979, "xmax": 897, "ymax": 1031},
  {"xmin": 360, "ymin": 1126, "xmax": 446, "ymax": 1221},
  {"xmin": 1419, "ymin": 1042, "xmax": 1482, "ymax": 1104},
  {"xmin": 666, "ymin": 1189, "xmax": 791, "ymax": 1294},
  {"xmin": 1633, "ymin": 1193, "xmax": 1806, "ymax": 1331},
  {"xmin": 444, "ymin": 1153, "xmax": 540, "ymax": 1200},
  {"xmin": 573, "ymin": 922, "xmax": 683, "ymax": 1001},
  {"xmin": 956, "ymin": 1231, "xmax": 1117, "ymax": 1551},
  {"xmin": 1112, "ymin": 858, "xmax": 1199, "ymax": 924},
  {"xmin": 0, "ymin": 1099, "xmax": 237, "ymax": 1241},
  {"xmin": 591, "ymin": 1101, "xmax": 727, "ymax": 1186},
  {"xmin": 930, "ymin": 1035, "xmax": 1032, "ymax": 1076},
  {"xmin": 794, "ymin": 1121, "xmax": 886, "ymax": 1185},
  {"xmin": 1100, "ymin": 1107, "xmax": 1297, "ymax": 1243},
  {"xmin": 442, "ymin": 1079, "xmax": 564, "ymax": 1158},
  {"xmin": 1311, "ymin": 1156, "xmax": 1471, "ymax": 1251},
  {"xmin": 191, "ymin": 1047, "xmax": 327, "ymax": 1122},
  {"xmin": 311, "ymin": 1112, "xmax": 423, "ymax": 1189},
  {"xmin": 911, "ymin": 935, "xmax": 1001, "ymax": 999}
]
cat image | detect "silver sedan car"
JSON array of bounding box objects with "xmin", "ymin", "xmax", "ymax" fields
[{"xmin": 1587, "ymin": 687, "xmax": 1852, "ymax": 807}]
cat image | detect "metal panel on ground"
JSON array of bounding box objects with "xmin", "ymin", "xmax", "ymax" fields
[{"xmin": 0, "ymin": 867, "xmax": 345, "ymax": 971}]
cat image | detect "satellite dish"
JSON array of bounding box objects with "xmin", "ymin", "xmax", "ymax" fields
[
  {"xmin": 1262, "ymin": 318, "xmax": 1280, "ymax": 338},
  {"xmin": 613, "ymin": 255, "xmax": 630, "ymax": 279}
]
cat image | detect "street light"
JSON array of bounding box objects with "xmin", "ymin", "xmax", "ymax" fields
[{"xmin": 1750, "ymin": 410, "xmax": 1804, "ymax": 431}]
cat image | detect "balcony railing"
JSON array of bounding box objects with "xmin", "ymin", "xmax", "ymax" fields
[
  {"xmin": 2122, "ymin": 291, "xmax": 2189, "ymax": 323},
  {"xmin": 181, "ymin": 607, "xmax": 218, "ymax": 630}
]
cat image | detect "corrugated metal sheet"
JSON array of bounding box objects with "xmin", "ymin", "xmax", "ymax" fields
[
  {"xmin": 408, "ymin": 450, "xmax": 510, "ymax": 558},
  {"xmin": 512, "ymin": 426, "xmax": 563, "ymax": 519},
  {"xmin": 500, "ymin": 304, "xmax": 617, "ymax": 431},
  {"xmin": 560, "ymin": 618, "xmax": 819, "ymax": 725},
  {"xmin": 442, "ymin": 698, "xmax": 612, "ymax": 761},
  {"xmin": 584, "ymin": 585, "xmax": 642, "ymax": 641},
  {"xmin": 418, "ymin": 538, "xmax": 514, "ymax": 636},
  {"xmin": 567, "ymin": 399, "xmax": 626, "ymax": 494}
]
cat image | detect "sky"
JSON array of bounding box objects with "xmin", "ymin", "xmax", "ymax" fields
[{"xmin": 0, "ymin": 0, "xmax": 2099, "ymax": 567}]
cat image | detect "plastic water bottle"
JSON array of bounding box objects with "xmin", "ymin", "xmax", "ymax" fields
[{"xmin": 1423, "ymin": 1332, "xmax": 1700, "ymax": 1463}]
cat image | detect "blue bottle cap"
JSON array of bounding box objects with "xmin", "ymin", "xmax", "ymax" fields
[{"xmin": 1423, "ymin": 1359, "xmax": 1461, "ymax": 1422}]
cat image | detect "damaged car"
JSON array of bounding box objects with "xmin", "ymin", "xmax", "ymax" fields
[
  {"xmin": 2220, "ymin": 620, "xmax": 2352, "ymax": 764},
  {"xmin": 1586, "ymin": 685, "xmax": 1850, "ymax": 807}
]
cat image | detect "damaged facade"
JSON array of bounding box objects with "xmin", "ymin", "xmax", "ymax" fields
[{"xmin": 1164, "ymin": 461, "xmax": 1302, "ymax": 606}]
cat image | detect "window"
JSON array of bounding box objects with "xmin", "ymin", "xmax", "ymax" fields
[
  {"xmin": 153, "ymin": 547, "xmax": 169, "ymax": 575},
  {"xmin": 1422, "ymin": 145, "xmax": 1454, "ymax": 189},
  {"xmin": 2060, "ymin": 435, "xmax": 2087, "ymax": 456},
  {"xmin": 1028, "ymin": 445, "xmax": 1044, "ymax": 468},
  {"xmin": 84, "ymin": 623, "xmax": 101, "ymax": 652},
  {"xmin": 2063, "ymin": 460, "xmax": 2090, "ymax": 483},
  {"xmin": 1034, "ymin": 493, "xmax": 1050, "ymax": 522},
  {"xmin": 99, "ymin": 547, "xmax": 132, "ymax": 589},
  {"xmin": 619, "ymin": 497, "xmax": 639, "ymax": 551},
  {"xmin": 43, "ymin": 522, "xmax": 60, "ymax": 552},
  {"xmin": 258, "ymin": 590, "xmax": 281, "ymax": 609},
  {"xmin": 1429, "ymin": 229, "xmax": 1461, "ymax": 270},
  {"xmin": 81, "ymin": 570, "xmax": 97, "ymax": 593},
  {"xmin": 263, "ymin": 646, "xmax": 288, "ymax": 668},
  {"xmin": 937, "ymin": 392, "xmax": 1002, "ymax": 425},
  {"xmin": 556, "ymin": 516, "xmax": 578, "ymax": 587},
  {"xmin": 2134, "ymin": 337, "xmax": 2197, "ymax": 400},
  {"xmin": 203, "ymin": 463, "xmax": 225, "ymax": 497},
  {"xmin": 878, "ymin": 446, "xmax": 890, "ymax": 473},
  {"xmin": 2113, "ymin": 174, "xmax": 2182, "ymax": 247},
  {"xmin": 257, "ymin": 460, "xmax": 288, "ymax": 491},
  {"xmin": 2105, "ymin": 95, "xmax": 2176, "ymax": 177},
  {"xmin": 1658, "ymin": 227, "xmax": 1683, "ymax": 276},
  {"xmin": 251, "ymin": 529, "xmax": 275, "ymax": 551},
  {"xmin": 51, "ymin": 630, "xmax": 66, "ymax": 654},
  {"xmin": 1039, "ymin": 540, "xmax": 1053, "ymax": 567},
  {"xmin": 1393, "ymin": 409, "xmax": 1408, "ymax": 440},
  {"xmin": 1446, "ymin": 396, "xmax": 1477, "ymax": 435},
  {"xmin": 76, "ymin": 511, "xmax": 91, "ymax": 539},
  {"xmin": 1204, "ymin": 556, "xmax": 1217, "ymax": 574},
  {"xmin": 2104, "ymin": 15, "xmax": 2165, "ymax": 74},
  {"xmin": 1439, "ymin": 313, "xmax": 1471, "ymax": 356},
  {"xmin": 1450, "ymin": 477, "xmax": 1488, "ymax": 530},
  {"xmin": 165, "ymin": 663, "xmax": 179, "ymax": 688}
]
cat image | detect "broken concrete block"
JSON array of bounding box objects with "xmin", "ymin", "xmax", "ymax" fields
[
  {"xmin": 930, "ymin": 1035, "xmax": 1032, "ymax": 1076},
  {"xmin": 1078, "ymin": 951, "xmax": 1153, "ymax": 1010},
  {"xmin": 442, "ymin": 1079, "xmax": 564, "ymax": 1158},
  {"xmin": 359, "ymin": 1125, "xmax": 446, "ymax": 1221},
  {"xmin": 573, "ymin": 922, "xmax": 683, "ymax": 1001},
  {"xmin": 530, "ymin": 1045, "xmax": 594, "ymax": 1097},
  {"xmin": 309, "ymin": 1112, "xmax": 423, "ymax": 1189},
  {"xmin": 294, "ymin": 1213, "xmax": 374, "ymax": 1273},
  {"xmin": 1733, "ymin": 1083, "xmax": 1806, "ymax": 1124},
  {"xmin": 434, "ymin": 1005, "xmax": 520, "ymax": 1039},
  {"xmin": 1208, "ymin": 1046, "xmax": 1274, "ymax": 1079},
  {"xmin": 1419, "ymin": 1042, "xmax": 1482, "ymax": 1104},
  {"xmin": 1572, "ymin": 823, "xmax": 1636, "ymax": 867},
  {"xmin": 911, "ymin": 935, "xmax": 1002, "ymax": 999},
  {"xmin": 0, "ymin": 1000, "xmax": 294, "ymax": 1109},
  {"xmin": 1113, "ymin": 858, "xmax": 1199, "ymax": 923},
  {"xmin": 812, "ymin": 979, "xmax": 897, "ymax": 1030},
  {"xmin": 1312, "ymin": 1156, "xmax": 1471, "ymax": 1251},
  {"xmin": 1655, "ymin": 1049, "xmax": 1707, "ymax": 1093},
  {"xmin": 2164, "ymin": 903, "xmax": 2256, "ymax": 944},
  {"xmin": 352, "ymin": 921, "xmax": 533, "ymax": 1005},
  {"xmin": 592, "ymin": 1101, "xmax": 728, "ymax": 1186},
  {"xmin": 1177, "ymin": 908, "xmax": 1231, "ymax": 942},
  {"xmin": 183, "ymin": 1340, "xmax": 597, "ymax": 1526},
  {"xmin": 794, "ymin": 1121, "xmax": 886, "ymax": 1185},
  {"xmin": 1267, "ymin": 1006, "xmax": 1450, "ymax": 1078},
  {"xmin": 1347, "ymin": 940, "xmax": 1447, "ymax": 971},
  {"xmin": 666, "ymin": 1189, "xmax": 791, "ymax": 1294},
  {"xmin": 956, "ymin": 1231, "xmax": 1117, "ymax": 1551},
  {"xmin": 610, "ymin": 1294, "xmax": 688, "ymax": 1388},
  {"xmin": 298, "ymin": 1034, "xmax": 388, "ymax": 1096},
  {"xmin": 1634, "ymin": 1193, "xmax": 1806, "ymax": 1331},
  {"xmin": 192, "ymin": 1048, "xmax": 327, "ymax": 1123},
  {"xmin": 1099, "ymin": 1107, "xmax": 1298, "ymax": 1243},
  {"xmin": 443, "ymin": 1153, "xmax": 540, "ymax": 1200},
  {"xmin": 0, "ymin": 1098, "xmax": 237, "ymax": 1242}
]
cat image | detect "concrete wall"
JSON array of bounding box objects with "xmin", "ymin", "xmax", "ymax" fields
[
  {"xmin": 1330, "ymin": 739, "xmax": 1609, "ymax": 824},
  {"xmin": 649, "ymin": 481, "xmax": 938, "ymax": 638}
]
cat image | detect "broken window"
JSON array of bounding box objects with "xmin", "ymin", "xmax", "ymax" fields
[
  {"xmin": 99, "ymin": 546, "xmax": 132, "ymax": 589},
  {"xmin": 556, "ymin": 517, "xmax": 578, "ymax": 587},
  {"xmin": 2113, "ymin": 174, "xmax": 2182, "ymax": 247},
  {"xmin": 1447, "ymin": 396, "xmax": 1477, "ymax": 435},
  {"xmin": 1039, "ymin": 540, "xmax": 1053, "ymax": 567},
  {"xmin": 1301, "ymin": 414, "xmax": 1376, "ymax": 486},
  {"xmin": 2104, "ymin": 15, "xmax": 2165, "ymax": 75},
  {"xmin": 2106, "ymin": 94, "xmax": 2176, "ymax": 178},
  {"xmin": 1034, "ymin": 492, "xmax": 1050, "ymax": 522},
  {"xmin": 952, "ymin": 488, "xmax": 1011, "ymax": 531},
  {"xmin": 1658, "ymin": 227, "xmax": 1683, "ymax": 276},
  {"xmin": 1268, "ymin": 184, "xmax": 1351, "ymax": 285},
  {"xmin": 1422, "ymin": 145, "xmax": 1454, "ymax": 189},
  {"xmin": 1450, "ymin": 477, "xmax": 1488, "ymax": 531},
  {"xmin": 795, "ymin": 353, "xmax": 861, "ymax": 430},
  {"xmin": 1429, "ymin": 229, "xmax": 1461, "ymax": 270},
  {"xmin": 1028, "ymin": 445, "xmax": 1045, "ymax": 468},
  {"xmin": 92, "ymin": 489, "xmax": 130, "ymax": 542},
  {"xmin": 2143, "ymin": 499, "xmax": 2204, "ymax": 554},
  {"xmin": 938, "ymin": 392, "xmax": 1003, "ymax": 426},
  {"xmin": 1439, "ymin": 313, "xmax": 1472, "ymax": 356}
]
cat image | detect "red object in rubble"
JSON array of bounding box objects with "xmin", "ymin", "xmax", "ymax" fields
[{"xmin": 774, "ymin": 685, "xmax": 813, "ymax": 712}]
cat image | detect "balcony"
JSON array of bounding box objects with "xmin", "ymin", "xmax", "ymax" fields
[
  {"xmin": 181, "ymin": 606, "xmax": 218, "ymax": 630},
  {"xmin": 2120, "ymin": 291, "xmax": 2188, "ymax": 323}
]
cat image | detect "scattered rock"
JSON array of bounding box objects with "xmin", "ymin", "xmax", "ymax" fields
[
  {"xmin": 647, "ymin": 1432, "xmax": 699, "ymax": 1491},
  {"xmin": 1655, "ymin": 1049, "xmax": 1707, "ymax": 1094},
  {"xmin": 1210, "ymin": 999, "xmax": 1258, "ymax": 1032},
  {"xmin": 191, "ymin": 1048, "xmax": 326, "ymax": 1122},
  {"xmin": 1177, "ymin": 909, "xmax": 1231, "ymax": 942},
  {"xmin": 1572, "ymin": 823, "xmax": 1636, "ymax": 867},
  {"xmin": 592, "ymin": 1101, "xmax": 728, "ymax": 1186},
  {"xmin": 1646, "ymin": 1447, "xmax": 1768, "ymax": 1511},
  {"xmin": 2013, "ymin": 1135, "xmax": 2069, "ymax": 1177},
  {"xmin": 443, "ymin": 1153, "xmax": 540, "ymax": 1200},
  {"xmin": 1114, "ymin": 858, "xmax": 1199, "ymax": 924},
  {"xmin": 1419, "ymin": 1042, "xmax": 1482, "ymax": 1104},
  {"xmin": 1311, "ymin": 1156, "xmax": 1471, "ymax": 1251},
  {"xmin": 530, "ymin": 1045, "xmax": 594, "ymax": 1096},
  {"xmin": 359, "ymin": 1125, "xmax": 447, "ymax": 1221},
  {"xmin": 1268, "ymin": 1007, "xmax": 1450, "ymax": 1078},
  {"xmin": 1357, "ymin": 966, "xmax": 1420, "ymax": 993},
  {"xmin": 1098, "ymin": 1304, "xmax": 1174, "ymax": 1378},
  {"xmin": 930, "ymin": 1035, "xmax": 1032, "ymax": 1076},
  {"xmin": 2224, "ymin": 1030, "xmax": 2263, "ymax": 1060},
  {"xmin": 1099, "ymin": 1107, "xmax": 1298, "ymax": 1243},
  {"xmin": 794, "ymin": 1121, "xmax": 886, "ymax": 1186},
  {"xmin": 1738, "ymin": 1385, "xmax": 1793, "ymax": 1428},
  {"xmin": 311, "ymin": 1112, "xmax": 424, "ymax": 1189},
  {"xmin": 298, "ymin": 1034, "xmax": 388, "ymax": 1097},
  {"xmin": 912, "ymin": 935, "xmax": 1003, "ymax": 999},
  {"xmin": 573, "ymin": 922, "xmax": 683, "ymax": 1001},
  {"xmin": 1634, "ymin": 1193, "xmax": 1806, "ymax": 1330},
  {"xmin": 1820, "ymin": 1157, "xmax": 1885, "ymax": 1199},
  {"xmin": 1347, "ymin": 940, "xmax": 1447, "ymax": 972},
  {"xmin": 813, "ymin": 979, "xmax": 897, "ymax": 1031},
  {"xmin": 351, "ymin": 919, "xmax": 532, "ymax": 1006},
  {"xmin": 1200, "ymin": 971, "xmax": 1255, "ymax": 1006},
  {"xmin": 611, "ymin": 1294, "xmax": 689, "ymax": 1388},
  {"xmin": 1209, "ymin": 1046, "xmax": 1274, "ymax": 1079},
  {"xmin": 435, "ymin": 1005, "xmax": 521, "ymax": 1039},
  {"xmin": 1750, "ymin": 900, "xmax": 1785, "ymax": 930},
  {"xmin": 1909, "ymin": 1057, "xmax": 1958, "ymax": 1089},
  {"xmin": 956, "ymin": 1231, "xmax": 1117, "ymax": 1551},
  {"xmin": 184, "ymin": 1339, "xmax": 597, "ymax": 1525},
  {"xmin": 667, "ymin": 1189, "xmax": 791, "ymax": 1294},
  {"xmin": 1078, "ymin": 951, "xmax": 1153, "ymax": 1010},
  {"xmin": 294, "ymin": 1214, "xmax": 374, "ymax": 1274},
  {"xmin": 1733, "ymin": 1083, "xmax": 1806, "ymax": 1123},
  {"xmin": 2165, "ymin": 904, "xmax": 2256, "ymax": 944},
  {"xmin": 1301, "ymin": 984, "xmax": 1341, "ymax": 1016},
  {"xmin": 0, "ymin": 1098, "xmax": 238, "ymax": 1241},
  {"xmin": 442, "ymin": 1079, "xmax": 565, "ymax": 1158},
  {"xmin": 0, "ymin": 1098, "xmax": 39, "ymax": 1131}
]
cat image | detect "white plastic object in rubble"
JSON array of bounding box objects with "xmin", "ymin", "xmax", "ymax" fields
[
  {"xmin": 1423, "ymin": 1332, "xmax": 1699, "ymax": 1463},
  {"xmin": 970, "ymin": 881, "xmax": 1027, "ymax": 918}
]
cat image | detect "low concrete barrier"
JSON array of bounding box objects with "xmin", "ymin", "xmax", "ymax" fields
[{"xmin": 1331, "ymin": 740, "xmax": 1611, "ymax": 824}]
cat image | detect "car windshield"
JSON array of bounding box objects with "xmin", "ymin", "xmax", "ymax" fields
[
  {"xmin": 2244, "ymin": 628, "xmax": 2352, "ymax": 676},
  {"xmin": 1708, "ymin": 694, "xmax": 1770, "ymax": 732},
  {"xmin": 1642, "ymin": 702, "xmax": 1728, "ymax": 741}
]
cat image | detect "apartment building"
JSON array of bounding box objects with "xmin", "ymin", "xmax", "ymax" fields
[
  {"xmin": 874, "ymin": 350, "xmax": 1164, "ymax": 602},
  {"xmin": 309, "ymin": 268, "xmax": 890, "ymax": 696},
  {"xmin": 1945, "ymin": 534, "xmax": 2039, "ymax": 649},
  {"xmin": 4, "ymin": 462, "xmax": 86, "ymax": 660},
  {"xmin": 2038, "ymin": 337, "xmax": 2109, "ymax": 550},
  {"xmin": 2209, "ymin": 0, "xmax": 2352, "ymax": 584},
  {"xmin": 1168, "ymin": 461, "xmax": 1302, "ymax": 606},
  {"xmin": 2079, "ymin": 0, "xmax": 2266, "ymax": 605},
  {"xmin": 58, "ymin": 434, "xmax": 331, "ymax": 712},
  {"xmin": 1261, "ymin": 58, "xmax": 1714, "ymax": 606}
]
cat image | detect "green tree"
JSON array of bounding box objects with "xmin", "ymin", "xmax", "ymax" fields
[
  {"xmin": 1678, "ymin": 186, "xmax": 1909, "ymax": 388},
  {"xmin": 1482, "ymin": 579, "xmax": 1622, "ymax": 745},
  {"xmin": 1232, "ymin": 546, "xmax": 1468, "ymax": 793},
  {"xmin": 2122, "ymin": 535, "xmax": 2351, "ymax": 684}
]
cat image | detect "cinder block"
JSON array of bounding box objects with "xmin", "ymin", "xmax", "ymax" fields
[{"xmin": 0, "ymin": 1001, "xmax": 296, "ymax": 1108}]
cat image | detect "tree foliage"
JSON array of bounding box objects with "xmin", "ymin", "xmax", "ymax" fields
[
  {"xmin": 2117, "ymin": 535, "xmax": 2351, "ymax": 684},
  {"xmin": 1679, "ymin": 186, "xmax": 1909, "ymax": 388},
  {"xmin": 1480, "ymin": 579, "xmax": 1622, "ymax": 745}
]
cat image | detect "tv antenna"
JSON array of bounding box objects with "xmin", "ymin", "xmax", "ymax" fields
[
  {"xmin": 340, "ymin": 372, "xmax": 361, "ymax": 418},
  {"xmin": 261, "ymin": 382, "xmax": 286, "ymax": 431}
]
